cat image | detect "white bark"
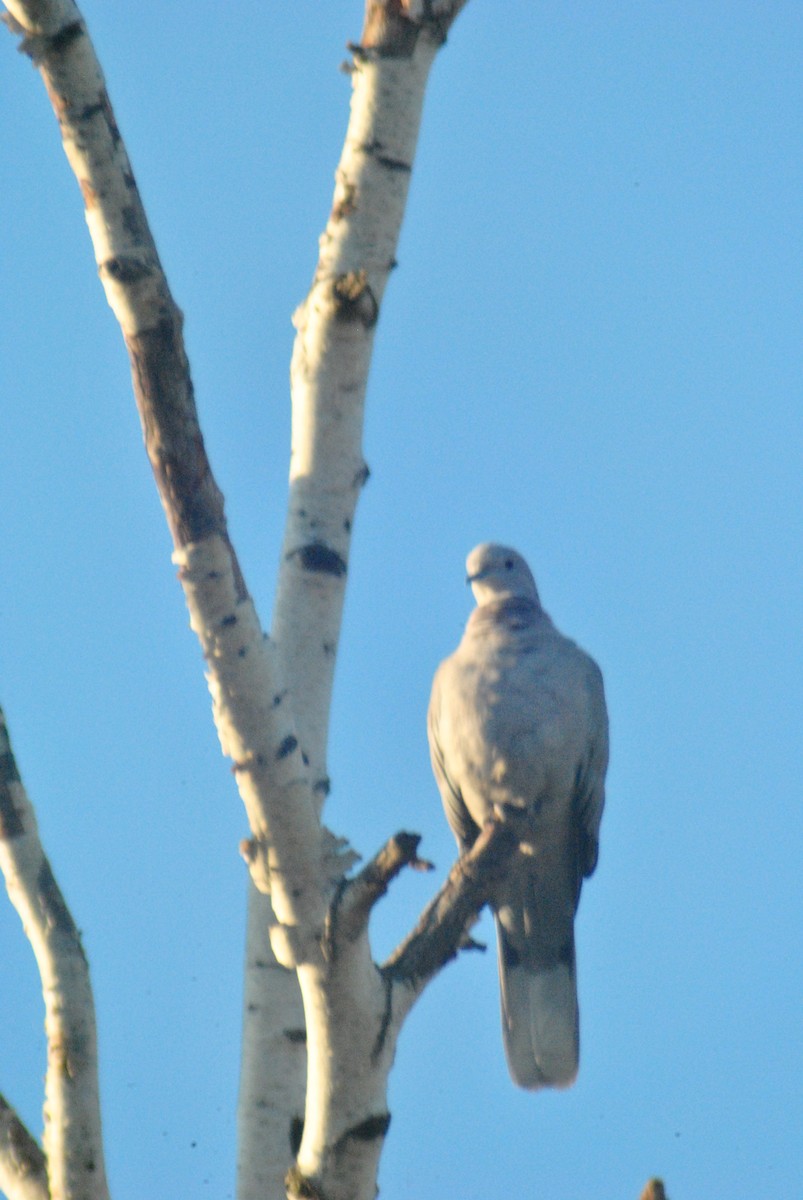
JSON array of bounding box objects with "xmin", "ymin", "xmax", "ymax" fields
[
  {"xmin": 172, "ymin": 536, "xmax": 359, "ymax": 939},
  {"xmin": 3, "ymin": 5, "xmax": 483, "ymax": 1200},
  {"xmin": 0, "ymin": 710, "xmax": 109, "ymax": 1200},
  {"xmin": 241, "ymin": 10, "xmax": 467, "ymax": 1196},
  {"xmin": 286, "ymin": 817, "xmax": 524, "ymax": 1200},
  {"xmin": 1, "ymin": 2, "xmax": 312, "ymax": 1191},
  {"xmin": 266, "ymin": 18, "xmax": 459, "ymax": 1200},
  {"xmin": 3, "ymin": 7, "xmax": 668, "ymax": 1199},
  {"xmin": 274, "ymin": 35, "xmax": 440, "ymax": 796},
  {"xmin": 3, "ymin": 0, "xmax": 163, "ymax": 341},
  {"xmin": 0, "ymin": 1093, "xmax": 49, "ymax": 1200},
  {"xmin": 236, "ymin": 887, "xmax": 306, "ymax": 1200}
]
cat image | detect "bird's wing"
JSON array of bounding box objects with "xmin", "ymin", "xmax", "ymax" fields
[
  {"xmin": 572, "ymin": 655, "xmax": 609, "ymax": 882},
  {"xmin": 427, "ymin": 663, "xmax": 480, "ymax": 852}
]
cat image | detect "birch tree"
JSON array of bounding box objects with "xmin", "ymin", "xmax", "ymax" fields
[
  {"xmin": 0, "ymin": 4, "xmax": 663, "ymax": 1199},
  {"xmin": 0, "ymin": 2, "xmax": 523, "ymax": 1198}
]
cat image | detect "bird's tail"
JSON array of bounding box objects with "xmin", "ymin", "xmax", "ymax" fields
[{"xmin": 495, "ymin": 919, "xmax": 579, "ymax": 1090}]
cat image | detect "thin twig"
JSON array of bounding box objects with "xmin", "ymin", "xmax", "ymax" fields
[{"xmin": 328, "ymin": 831, "xmax": 434, "ymax": 948}]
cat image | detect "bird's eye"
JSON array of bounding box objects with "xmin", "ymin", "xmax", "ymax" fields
[{"xmin": 504, "ymin": 558, "xmax": 514, "ymax": 570}]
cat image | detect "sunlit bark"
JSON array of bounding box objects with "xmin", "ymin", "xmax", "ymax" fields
[
  {"xmin": 0, "ymin": 711, "xmax": 108, "ymax": 1200},
  {"xmin": 2, "ymin": 4, "xmax": 664, "ymax": 1199}
]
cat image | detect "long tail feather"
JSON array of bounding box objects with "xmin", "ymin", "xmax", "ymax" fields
[{"xmin": 496, "ymin": 921, "xmax": 579, "ymax": 1090}]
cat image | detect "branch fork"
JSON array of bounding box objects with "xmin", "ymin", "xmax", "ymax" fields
[{"xmin": 0, "ymin": 4, "xmax": 484, "ymax": 1200}]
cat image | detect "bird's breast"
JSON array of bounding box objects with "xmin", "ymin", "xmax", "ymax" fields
[{"xmin": 443, "ymin": 646, "xmax": 582, "ymax": 827}]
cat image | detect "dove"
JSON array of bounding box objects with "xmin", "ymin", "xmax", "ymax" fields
[{"xmin": 428, "ymin": 543, "xmax": 608, "ymax": 1089}]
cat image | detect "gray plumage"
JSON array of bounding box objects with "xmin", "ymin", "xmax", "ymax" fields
[{"xmin": 428, "ymin": 543, "xmax": 608, "ymax": 1090}]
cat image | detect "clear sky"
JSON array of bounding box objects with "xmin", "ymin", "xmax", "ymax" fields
[{"xmin": 2, "ymin": 3, "xmax": 801, "ymax": 1198}]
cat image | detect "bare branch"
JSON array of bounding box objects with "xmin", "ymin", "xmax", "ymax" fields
[
  {"xmin": 640, "ymin": 1180, "xmax": 668, "ymax": 1200},
  {"xmin": 281, "ymin": 820, "xmax": 518, "ymax": 1200},
  {"xmin": 268, "ymin": 7, "xmax": 474, "ymax": 1197},
  {"xmin": 272, "ymin": 0, "xmax": 468, "ymax": 801},
  {"xmin": 361, "ymin": 0, "xmax": 469, "ymax": 55},
  {"xmin": 0, "ymin": 709, "xmax": 109, "ymax": 1200},
  {"xmin": 2, "ymin": 0, "xmax": 328, "ymax": 930},
  {"xmin": 2, "ymin": 4, "xmax": 324, "ymax": 1195},
  {"xmin": 329, "ymin": 832, "xmax": 433, "ymax": 947},
  {"xmin": 383, "ymin": 818, "xmax": 520, "ymax": 993},
  {"xmin": 5, "ymin": 0, "xmax": 236, "ymax": 568},
  {"xmin": 4, "ymin": 6, "xmax": 477, "ymax": 1200},
  {"xmin": 0, "ymin": 1093, "xmax": 48, "ymax": 1200}
]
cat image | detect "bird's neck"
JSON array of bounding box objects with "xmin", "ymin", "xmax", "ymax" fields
[{"xmin": 467, "ymin": 596, "xmax": 544, "ymax": 634}]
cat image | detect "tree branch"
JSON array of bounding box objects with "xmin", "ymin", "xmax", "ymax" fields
[
  {"xmin": 0, "ymin": 1093, "xmax": 49, "ymax": 1200},
  {"xmin": 2, "ymin": 0, "xmax": 327, "ymax": 947},
  {"xmin": 330, "ymin": 831, "xmax": 433, "ymax": 948},
  {"xmin": 383, "ymin": 818, "xmax": 519, "ymax": 995},
  {"xmin": 265, "ymin": 6, "xmax": 474, "ymax": 1198},
  {"xmin": 4, "ymin": 5, "xmax": 475, "ymax": 1200},
  {"xmin": 272, "ymin": 0, "xmax": 468, "ymax": 802},
  {"xmin": 1, "ymin": 5, "xmax": 324, "ymax": 1195},
  {"xmin": 4, "ymin": 0, "xmax": 237, "ymax": 568},
  {"xmin": 285, "ymin": 815, "xmax": 518, "ymax": 1200},
  {"xmin": 0, "ymin": 709, "xmax": 109, "ymax": 1200},
  {"xmin": 271, "ymin": 7, "xmax": 471, "ymax": 1198}
]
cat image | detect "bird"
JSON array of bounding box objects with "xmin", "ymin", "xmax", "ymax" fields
[{"xmin": 427, "ymin": 543, "xmax": 608, "ymax": 1089}]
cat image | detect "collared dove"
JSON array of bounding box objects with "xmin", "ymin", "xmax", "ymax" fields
[{"xmin": 428, "ymin": 543, "xmax": 608, "ymax": 1090}]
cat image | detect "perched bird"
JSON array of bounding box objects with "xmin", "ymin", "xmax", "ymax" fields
[{"xmin": 428, "ymin": 543, "xmax": 608, "ymax": 1089}]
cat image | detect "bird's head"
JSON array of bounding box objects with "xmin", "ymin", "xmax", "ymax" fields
[{"xmin": 465, "ymin": 543, "xmax": 541, "ymax": 607}]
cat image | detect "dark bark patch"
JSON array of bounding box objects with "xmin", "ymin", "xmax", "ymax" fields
[
  {"xmin": 78, "ymin": 101, "xmax": 104, "ymax": 121},
  {"xmin": 102, "ymin": 254, "xmax": 150, "ymax": 284},
  {"xmin": 293, "ymin": 542, "xmax": 347, "ymax": 577},
  {"xmin": 276, "ymin": 735, "xmax": 298, "ymax": 760},
  {"xmin": 359, "ymin": 141, "xmax": 412, "ymax": 173},
  {"xmin": 0, "ymin": 780, "xmax": 24, "ymax": 839},
  {"xmin": 360, "ymin": 2, "xmax": 419, "ymax": 57},
  {"xmin": 289, "ymin": 1115, "xmax": 305, "ymax": 1156},
  {"xmin": 47, "ymin": 19, "xmax": 84, "ymax": 54},
  {"xmin": 0, "ymin": 746, "xmax": 21, "ymax": 786},
  {"xmin": 38, "ymin": 860, "xmax": 84, "ymax": 948},
  {"xmin": 332, "ymin": 271, "xmax": 379, "ymax": 328},
  {"xmin": 19, "ymin": 19, "xmax": 84, "ymax": 64},
  {"xmin": 335, "ymin": 1112, "xmax": 391, "ymax": 1149}
]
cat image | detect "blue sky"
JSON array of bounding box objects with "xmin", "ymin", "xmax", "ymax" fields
[{"xmin": 2, "ymin": 3, "xmax": 801, "ymax": 1197}]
